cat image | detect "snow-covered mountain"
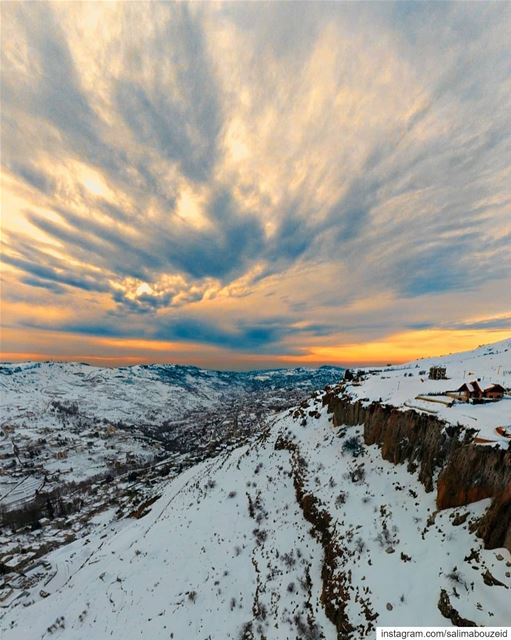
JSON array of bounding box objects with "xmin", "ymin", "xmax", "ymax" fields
[
  {"xmin": 0, "ymin": 361, "xmax": 345, "ymax": 425},
  {"xmin": 1, "ymin": 342, "xmax": 510, "ymax": 638},
  {"xmin": 0, "ymin": 362, "xmax": 344, "ymax": 510}
]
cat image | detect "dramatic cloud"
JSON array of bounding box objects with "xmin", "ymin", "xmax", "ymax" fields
[{"xmin": 1, "ymin": 2, "xmax": 510, "ymax": 366}]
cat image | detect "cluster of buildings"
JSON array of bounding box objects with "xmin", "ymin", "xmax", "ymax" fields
[
  {"xmin": 0, "ymin": 420, "xmax": 156, "ymax": 520},
  {"xmin": 448, "ymin": 381, "xmax": 505, "ymax": 403},
  {"xmin": 427, "ymin": 366, "xmax": 507, "ymax": 404}
]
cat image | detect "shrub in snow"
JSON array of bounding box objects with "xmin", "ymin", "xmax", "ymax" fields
[
  {"xmin": 47, "ymin": 617, "xmax": 65, "ymax": 633},
  {"xmin": 281, "ymin": 551, "xmax": 296, "ymax": 568},
  {"xmin": 342, "ymin": 435, "xmax": 364, "ymax": 458},
  {"xmin": 447, "ymin": 568, "xmax": 467, "ymax": 589},
  {"xmin": 293, "ymin": 614, "xmax": 322, "ymax": 640},
  {"xmin": 350, "ymin": 465, "xmax": 366, "ymax": 483},
  {"xmin": 335, "ymin": 491, "xmax": 348, "ymax": 506},
  {"xmin": 239, "ymin": 622, "xmax": 253, "ymax": 640},
  {"xmin": 252, "ymin": 528, "xmax": 267, "ymax": 545}
]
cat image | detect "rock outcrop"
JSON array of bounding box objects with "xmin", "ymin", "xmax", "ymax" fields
[
  {"xmin": 322, "ymin": 390, "xmax": 511, "ymax": 552},
  {"xmin": 275, "ymin": 434, "xmax": 356, "ymax": 638}
]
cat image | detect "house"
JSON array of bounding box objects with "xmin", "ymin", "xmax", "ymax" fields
[
  {"xmin": 483, "ymin": 384, "xmax": 505, "ymax": 400},
  {"xmin": 429, "ymin": 366, "xmax": 447, "ymax": 380},
  {"xmin": 455, "ymin": 380, "xmax": 483, "ymax": 402}
]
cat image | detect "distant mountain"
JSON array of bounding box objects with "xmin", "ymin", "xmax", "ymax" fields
[
  {"xmin": 0, "ymin": 362, "xmax": 344, "ymax": 516},
  {"xmin": 0, "ymin": 361, "xmax": 344, "ymax": 425}
]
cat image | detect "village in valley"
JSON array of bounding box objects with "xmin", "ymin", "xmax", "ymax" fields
[{"xmin": 0, "ymin": 361, "xmax": 346, "ymax": 607}]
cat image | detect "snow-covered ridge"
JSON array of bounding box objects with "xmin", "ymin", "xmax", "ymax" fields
[{"xmin": 344, "ymin": 338, "xmax": 511, "ymax": 446}]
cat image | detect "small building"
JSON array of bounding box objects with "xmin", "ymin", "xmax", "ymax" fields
[
  {"xmin": 455, "ymin": 381, "xmax": 483, "ymax": 402},
  {"xmin": 483, "ymin": 384, "xmax": 505, "ymax": 400},
  {"xmin": 429, "ymin": 366, "xmax": 447, "ymax": 380}
]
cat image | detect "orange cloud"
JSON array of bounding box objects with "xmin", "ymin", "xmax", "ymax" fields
[{"xmin": 2, "ymin": 325, "xmax": 509, "ymax": 370}]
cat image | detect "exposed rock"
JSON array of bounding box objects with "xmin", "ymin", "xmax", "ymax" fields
[
  {"xmin": 438, "ymin": 589, "xmax": 477, "ymax": 626},
  {"xmin": 437, "ymin": 446, "xmax": 511, "ymax": 510},
  {"xmin": 323, "ymin": 395, "xmax": 471, "ymax": 492},
  {"xmin": 475, "ymin": 481, "xmax": 511, "ymax": 551},
  {"xmin": 127, "ymin": 495, "xmax": 160, "ymax": 519},
  {"xmin": 481, "ymin": 569, "xmax": 508, "ymax": 588},
  {"xmin": 451, "ymin": 512, "xmax": 469, "ymax": 526},
  {"xmin": 323, "ymin": 393, "xmax": 511, "ymax": 551}
]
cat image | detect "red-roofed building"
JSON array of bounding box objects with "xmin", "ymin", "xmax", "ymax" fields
[
  {"xmin": 483, "ymin": 384, "xmax": 505, "ymax": 400},
  {"xmin": 456, "ymin": 380, "xmax": 483, "ymax": 402}
]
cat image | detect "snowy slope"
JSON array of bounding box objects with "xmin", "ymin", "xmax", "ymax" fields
[
  {"xmin": 1, "ymin": 390, "xmax": 509, "ymax": 637},
  {"xmin": 1, "ymin": 343, "xmax": 509, "ymax": 638}
]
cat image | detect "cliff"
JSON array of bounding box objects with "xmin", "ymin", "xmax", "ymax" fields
[{"xmin": 323, "ymin": 390, "xmax": 511, "ymax": 552}]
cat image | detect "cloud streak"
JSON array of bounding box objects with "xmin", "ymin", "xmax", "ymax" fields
[{"xmin": 1, "ymin": 1, "xmax": 510, "ymax": 365}]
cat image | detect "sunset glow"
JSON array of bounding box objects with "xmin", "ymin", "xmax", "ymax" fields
[{"xmin": 1, "ymin": 2, "xmax": 510, "ymax": 368}]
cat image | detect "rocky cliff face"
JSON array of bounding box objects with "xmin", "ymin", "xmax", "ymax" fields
[{"xmin": 322, "ymin": 390, "xmax": 511, "ymax": 552}]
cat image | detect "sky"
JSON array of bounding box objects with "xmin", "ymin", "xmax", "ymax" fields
[{"xmin": 1, "ymin": 1, "xmax": 510, "ymax": 369}]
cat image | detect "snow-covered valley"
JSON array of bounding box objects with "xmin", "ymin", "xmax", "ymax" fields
[{"xmin": 0, "ymin": 363, "xmax": 344, "ymax": 511}]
